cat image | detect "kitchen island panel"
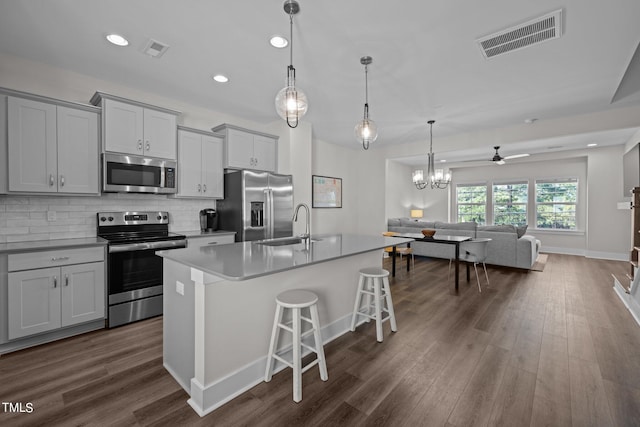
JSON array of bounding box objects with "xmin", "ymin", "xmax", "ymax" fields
[{"xmin": 162, "ymin": 250, "xmax": 381, "ymax": 416}]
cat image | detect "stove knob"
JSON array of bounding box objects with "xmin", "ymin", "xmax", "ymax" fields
[
  {"xmin": 108, "ymin": 216, "xmax": 114, "ymax": 222},
  {"xmin": 100, "ymin": 216, "xmax": 106, "ymax": 222},
  {"xmin": 162, "ymin": 215, "xmax": 168, "ymax": 220},
  {"xmin": 157, "ymin": 215, "xmax": 162, "ymax": 221}
]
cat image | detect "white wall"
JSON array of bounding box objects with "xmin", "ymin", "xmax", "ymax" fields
[
  {"xmin": 382, "ymin": 145, "xmax": 631, "ymax": 260},
  {"xmin": 385, "ymin": 160, "xmax": 449, "ymax": 221},
  {"xmin": 586, "ymin": 145, "xmax": 630, "ymax": 259},
  {"xmin": 0, "ymin": 52, "xmax": 318, "ymax": 242},
  {"xmin": 311, "ymin": 138, "xmax": 358, "ymax": 234},
  {"xmin": 0, "ymin": 51, "xmax": 636, "ymax": 259},
  {"xmin": 450, "ymin": 156, "xmax": 589, "ymax": 255}
]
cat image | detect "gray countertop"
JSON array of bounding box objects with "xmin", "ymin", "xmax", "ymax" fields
[
  {"xmin": 157, "ymin": 233, "xmax": 414, "ymax": 281},
  {"xmin": 180, "ymin": 230, "xmax": 236, "ymax": 238},
  {"xmin": 0, "ymin": 237, "xmax": 108, "ymax": 254}
]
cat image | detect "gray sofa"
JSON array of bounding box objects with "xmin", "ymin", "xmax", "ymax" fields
[{"xmin": 387, "ymin": 218, "xmax": 541, "ymax": 270}]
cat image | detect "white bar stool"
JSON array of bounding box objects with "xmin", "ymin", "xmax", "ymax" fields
[
  {"xmin": 350, "ymin": 267, "xmax": 397, "ymax": 342},
  {"xmin": 264, "ymin": 289, "xmax": 328, "ymax": 403}
]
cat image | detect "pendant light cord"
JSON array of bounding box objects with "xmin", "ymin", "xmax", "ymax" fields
[
  {"xmin": 429, "ymin": 121, "xmax": 433, "ymax": 154},
  {"xmin": 363, "ymin": 63, "xmax": 369, "ymax": 119},
  {"xmin": 289, "ymin": 12, "xmax": 294, "ymax": 67}
]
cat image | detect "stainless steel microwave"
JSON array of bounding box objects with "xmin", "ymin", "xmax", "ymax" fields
[{"xmin": 102, "ymin": 153, "xmax": 177, "ymax": 194}]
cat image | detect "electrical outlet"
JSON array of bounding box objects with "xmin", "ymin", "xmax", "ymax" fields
[
  {"xmin": 47, "ymin": 210, "xmax": 56, "ymax": 221},
  {"xmin": 176, "ymin": 281, "xmax": 184, "ymax": 296}
]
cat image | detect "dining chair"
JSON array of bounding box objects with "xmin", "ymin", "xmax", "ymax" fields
[
  {"xmin": 382, "ymin": 231, "xmax": 414, "ymax": 268},
  {"xmin": 449, "ymin": 238, "xmax": 491, "ymax": 292}
]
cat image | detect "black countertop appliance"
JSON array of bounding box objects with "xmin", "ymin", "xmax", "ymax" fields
[{"xmin": 200, "ymin": 208, "xmax": 218, "ymax": 232}]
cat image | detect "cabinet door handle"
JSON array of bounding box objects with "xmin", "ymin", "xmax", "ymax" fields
[
  {"xmin": 146, "ymin": 141, "xmax": 150, "ymax": 151},
  {"xmin": 197, "ymin": 184, "xmax": 201, "ymax": 192},
  {"xmin": 50, "ymin": 174, "xmax": 55, "ymax": 186},
  {"xmin": 51, "ymin": 256, "xmax": 70, "ymax": 262},
  {"xmin": 138, "ymin": 140, "xmax": 143, "ymax": 150},
  {"xmin": 60, "ymin": 175, "xmax": 65, "ymax": 187},
  {"xmin": 53, "ymin": 276, "xmax": 57, "ymax": 288},
  {"xmin": 203, "ymin": 184, "xmax": 207, "ymax": 193},
  {"xmin": 65, "ymin": 274, "xmax": 69, "ymax": 287}
]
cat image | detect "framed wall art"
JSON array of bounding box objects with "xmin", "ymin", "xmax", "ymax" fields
[{"xmin": 312, "ymin": 175, "xmax": 342, "ymax": 208}]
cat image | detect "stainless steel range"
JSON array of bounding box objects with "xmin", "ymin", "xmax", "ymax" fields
[{"xmin": 97, "ymin": 211, "xmax": 186, "ymax": 328}]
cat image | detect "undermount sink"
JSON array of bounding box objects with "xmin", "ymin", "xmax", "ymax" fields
[{"xmin": 255, "ymin": 237, "xmax": 321, "ymax": 247}]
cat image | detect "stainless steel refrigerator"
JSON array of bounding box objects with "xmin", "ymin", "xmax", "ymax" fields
[{"xmin": 218, "ymin": 170, "xmax": 293, "ymax": 242}]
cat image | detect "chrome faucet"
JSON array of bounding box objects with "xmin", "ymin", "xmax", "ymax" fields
[{"xmin": 292, "ymin": 203, "xmax": 311, "ymax": 247}]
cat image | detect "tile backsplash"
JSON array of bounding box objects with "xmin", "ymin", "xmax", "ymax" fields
[{"xmin": 0, "ymin": 193, "xmax": 217, "ymax": 243}]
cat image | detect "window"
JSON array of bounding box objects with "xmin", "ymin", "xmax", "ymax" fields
[
  {"xmin": 456, "ymin": 184, "xmax": 487, "ymax": 224},
  {"xmin": 535, "ymin": 179, "xmax": 578, "ymax": 230},
  {"xmin": 493, "ymin": 182, "xmax": 528, "ymax": 226}
]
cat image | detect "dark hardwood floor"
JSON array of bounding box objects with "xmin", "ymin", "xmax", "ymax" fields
[{"xmin": 2, "ymin": 254, "xmax": 640, "ymax": 426}]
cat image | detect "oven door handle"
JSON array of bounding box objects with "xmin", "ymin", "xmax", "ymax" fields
[{"xmin": 108, "ymin": 239, "xmax": 187, "ymax": 253}]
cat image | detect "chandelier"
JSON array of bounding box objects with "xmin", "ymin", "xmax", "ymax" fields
[
  {"xmin": 274, "ymin": 0, "xmax": 308, "ymax": 128},
  {"xmin": 355, "ymin": 56, "xmax": 378, "ymax": 150},
  {"xmin": 413, "ymin": 120, "xmax": 451, "ymax": 190}
]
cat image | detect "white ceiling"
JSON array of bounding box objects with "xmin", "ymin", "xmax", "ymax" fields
[{"xmin": 1, "ymin": 0, "xmax": 639, "ymax": 158}]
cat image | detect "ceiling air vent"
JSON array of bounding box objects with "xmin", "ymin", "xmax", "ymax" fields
[
  {"xmin": 143, "ymin": 38, "xmax": 169, "ymax": 58},
  {"xmin": 476, "ymin": 9, "xmax": 563, "ymax": 59}
]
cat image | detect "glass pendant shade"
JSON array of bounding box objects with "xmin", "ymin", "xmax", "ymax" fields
[
  {"xmin": 275, "ymin": 74, "xmax": 308, "ymax": 128},
  {"xmin": 356, "ymin": 56, "xmax": 377, "ymax": 150},
  {"xmin": 275, "ymin": 0, "xmax": 307, "ymax": 129},
  {"xmin": 355, "ymin": 117, "xmax": 378, "ymax": 147}
]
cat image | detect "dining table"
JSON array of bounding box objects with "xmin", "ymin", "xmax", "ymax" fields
[{"xmin": 391, "ymin": 233, "xmax": 472, "ymax": 292}]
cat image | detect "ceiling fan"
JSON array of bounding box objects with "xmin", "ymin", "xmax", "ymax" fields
[{"xmin": 491, "ymin": 146, "xmax": 529, "ymax": 165}]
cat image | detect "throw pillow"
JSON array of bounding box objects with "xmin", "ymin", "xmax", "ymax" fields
[
  {"xmin": 477, "ymin": 225, "xmax": 516, "ymax": 233},
  {"xmin": 516, "ymin": 224, "xmax": 528, "ymax": 238}
]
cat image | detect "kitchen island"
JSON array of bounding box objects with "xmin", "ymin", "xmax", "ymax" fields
[{"xmin": 157, "ymin": 233, "xmax": 412, "ymax": 416}]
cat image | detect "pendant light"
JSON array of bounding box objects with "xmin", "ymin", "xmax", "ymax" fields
[
  {"xmin": 413, "ymin": 120, "xmax": 451, "ymax": 189},
  {"xmin": 355, "ymin": 56, "xmax": 378, "ymax": 150},
  {"xmin": 274, "ymin": 0, "xmax": 308, "ymax": 128}
]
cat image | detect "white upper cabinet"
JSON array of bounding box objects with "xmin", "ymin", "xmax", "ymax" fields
[
  {"xmin": 177, "ymin": 127, "xmax": 223, "ymax": 198},
  {"xmin": 102, "ymin": 98, "xmax": 144, "ymax": 155},
  {"xmin": 212, "ymin": 124, "xmax": 278, "ymax": 172},
  {"xmin": 92, "ymin": 92, "xmax": 179, "ymax": 160},
  {"xmin": 56, "ymin": 106, "xmax": 100, "ymax": 194},
  {"xmin": 252, "ymin": 134, "xmax": 277, "ymax": 172},
  {"xmin": 6, "ymin": 96, "xmax": 99, "ymax": 194},
  {"xmin": 143, "ymin": 108, "xmax": 177, "ymax": 159}
]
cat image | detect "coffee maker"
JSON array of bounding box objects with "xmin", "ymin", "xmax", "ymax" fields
[{"xmin": 199, "ymin": 208, "xmax": 218, "ymax": 232}]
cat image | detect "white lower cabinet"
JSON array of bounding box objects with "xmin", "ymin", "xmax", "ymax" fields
[{"xmin": 7, "ymin": 248, "xmax": 105, "ymax": 340}]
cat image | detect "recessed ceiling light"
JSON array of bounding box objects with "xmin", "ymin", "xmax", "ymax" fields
[
  {"xmin": 440, "ymin": 159, "xmax": 447, "ymax": 163},
  {"xmin": 270, "ymin": 35, "xmax": 288, "ymax": 48},
  {"xmin": 524, "ymin": 118, "xmax": 537, "ymax": 124},
  {"xmin": 106, "ymin": 34, "xmax": 129, "ymax": 47},
  {"xmin": 587, "ymin": 143, "xmax": 598, "ymax": 147},
  {"xmin": 212, "ymin": 74, "xmax": 229, "ymax": 83}
]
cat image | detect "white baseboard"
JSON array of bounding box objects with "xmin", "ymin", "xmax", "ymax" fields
[
  {"xmin": 541, "ymin": 246, "xmax": 627, "ymax": 261},
  {"xmin": 586, "ymin": 250, "xmax": 628, "ymax": 261},
  {"xmin": 540, "ymin": 246, "xmax": 585, "ymax": 256},
  {"xmin": 187, "ymin": 312, "xmax": 357, "ymax": 417}
]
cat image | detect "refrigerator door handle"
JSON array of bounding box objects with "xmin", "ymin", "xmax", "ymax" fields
[
  {"xmin": 269, "ymin": 188, "xmax": 275, "ymax": 238},
  {"xmin": 264, "ymin": 188, "xmax": 273, "ymax": 239}
]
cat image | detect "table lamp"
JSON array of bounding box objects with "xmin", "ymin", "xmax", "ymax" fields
[{"xmin": 410, "ymin": 209, "xmax": 423, "ymax": 221}]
